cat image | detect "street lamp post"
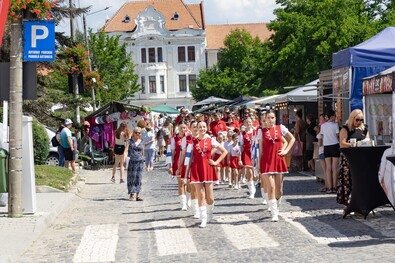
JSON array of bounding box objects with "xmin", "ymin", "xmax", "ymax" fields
[{"xmin": 83, "ymin": 6, "xmax": 111, "ymax": 112}]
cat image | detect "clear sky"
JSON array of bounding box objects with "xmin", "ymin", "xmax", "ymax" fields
[{"xmin": 57, "ymin": 0, "xmax": 278, "ymax": 35}]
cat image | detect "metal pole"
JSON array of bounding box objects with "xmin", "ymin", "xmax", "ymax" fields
[
  {"xmin": 83, "ymin": 14, "xmax": 96, "ymax": 111},
  {"xmin": 8, "ymin": 15, "xmax": 23, "ymax": 217},
  {"xmin": 69, "ymin": 0, "xmax": 80, "ymax": 124}
]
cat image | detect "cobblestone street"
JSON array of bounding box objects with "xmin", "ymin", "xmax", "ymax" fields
[{"xmin": 19, "ymin": 160, "xmax": 395, "ymax": 262}]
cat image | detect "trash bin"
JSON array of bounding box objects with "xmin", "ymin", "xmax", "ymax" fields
[{"xmin": 0, "ymin": 148, "xmax": 8, "ymax": 193}]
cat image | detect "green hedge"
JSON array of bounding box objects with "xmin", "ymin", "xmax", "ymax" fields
[{"xmin": 32, "ymin": 119, "xmax": 49, "ymax": 165}]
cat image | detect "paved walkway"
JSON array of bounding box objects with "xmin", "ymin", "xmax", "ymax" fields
[{"xmin": 8, "ymin": 159, "xmax": 395, "ymax": 262}]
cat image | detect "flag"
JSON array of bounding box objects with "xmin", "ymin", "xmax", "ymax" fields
[{"xmin": 0, "ymin": 0, "xmax": 10, "ymax": 47}]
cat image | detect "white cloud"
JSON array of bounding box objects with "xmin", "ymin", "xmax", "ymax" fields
[{"xmin": 57, "ymin": 0, "xmax": 278, "ymax": 35}]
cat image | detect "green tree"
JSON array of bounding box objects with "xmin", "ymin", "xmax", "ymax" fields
[
  {"xmin": 88, "ymin": 30, "xmax": 139, "ymax": 104},
  {"xmin": 192, "ymin": 29, "xmax": 268, "ymax": 101},
  {"xmin": 262, "ymin": 0, "xmax": 395, "ymax": 89}
]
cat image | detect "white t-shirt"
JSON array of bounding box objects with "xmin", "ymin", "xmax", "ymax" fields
[{"xmin": 319, "ymin": 121, "xmax": 339, "ymax": 146}]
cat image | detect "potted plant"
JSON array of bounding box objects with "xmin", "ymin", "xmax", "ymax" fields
[{"xmin": 8, "ymin": 0, "xmax": 59, "ymax": 21}]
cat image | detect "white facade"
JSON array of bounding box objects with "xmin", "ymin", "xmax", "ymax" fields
[{"xmin": 107, "ymin": 7, "xmax": 205, "ymax": 109}]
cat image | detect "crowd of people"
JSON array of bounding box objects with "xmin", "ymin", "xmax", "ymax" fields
[{"xmin": 55, "ymin": 103, "xmax": 370, "ymax": 223}]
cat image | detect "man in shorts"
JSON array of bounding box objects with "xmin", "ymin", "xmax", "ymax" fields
[{"xmin": 61, "ymin": 119, "xmax": 75, "ymax": 172}]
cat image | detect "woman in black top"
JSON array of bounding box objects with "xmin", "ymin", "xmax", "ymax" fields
[{"xmin": 337, "ymin": 109, "xmax": 369, "ymax": 206}]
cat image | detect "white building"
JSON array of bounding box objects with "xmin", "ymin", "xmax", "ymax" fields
[{"xmin": 104, "ymin": 0, "xmax": 271, "ymax": 109}]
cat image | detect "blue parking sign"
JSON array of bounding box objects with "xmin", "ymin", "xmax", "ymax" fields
[{"xmin": 23, "ymin": 20, "xmax": 55, "ymax": 62}]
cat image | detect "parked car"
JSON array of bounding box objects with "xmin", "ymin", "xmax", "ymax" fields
[{"xmin": 44, "ymin": 126, "xmax": 60, "ymax": 166}]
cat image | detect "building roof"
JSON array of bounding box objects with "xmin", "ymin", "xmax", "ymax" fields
[
  {"xmin": 103, "ymin": 0, "xmax": 205, "ymax": 33},
  {"xmin": 206, "ymin": 23, "xmax": 271, "ymax": 50}
]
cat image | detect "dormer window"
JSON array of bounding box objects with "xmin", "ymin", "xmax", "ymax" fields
[
  {"xmin": 124, "ymin": 15, "xmax": 130, "ymax": 23},
  {"xmin": 172, "ymin": 12, "xmax": 179, "ymax": 20}
]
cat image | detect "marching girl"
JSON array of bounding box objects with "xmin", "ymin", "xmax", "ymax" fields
[
  {"xmin": 168, "ymin": 120, "xmax": 189, "ymax": 210},
  {"xmin": 224, "ymin": 131, "xmax": 234, "ymax": 188},
  {"xmin": 228, "ymin": 133, "xmax": 243, "ymax": 189},
  {"xmin": 239, "ymin": 118, "xmax": 256, "ymax": 198},
  {"xmin": 178, "ymin": 120, "xmax": 199, "ymax": 218},
  {"xmin": 213, "ymin": 132, "xmax": 226, "ymax": 184},
  {"xmin": 257, "ymin": 110, "xmax": 295, "ymax": 221},
  {"xmin": 187, "ymin": 121, "xmax": 228, "ymax": 228}
]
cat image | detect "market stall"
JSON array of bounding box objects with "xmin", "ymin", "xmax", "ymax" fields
[
  {"xmin": 362, "ymin": 65, "xmax": 395, "ymax": 145},
  {"xmin": 332, "ymin": 27, "xmax": 395, "ymax": 124},
  {"xmin": 275, "ymin": 79, "xmax": 318, "ymax": 129}
]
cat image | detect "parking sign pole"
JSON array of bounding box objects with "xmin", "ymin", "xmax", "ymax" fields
[{"xmin": 8, "ymin": 15, "xmax": 23, "ymax": 217}]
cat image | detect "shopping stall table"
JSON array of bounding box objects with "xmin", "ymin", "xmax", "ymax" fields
[{"xmin": 340, "ymin": 145, "xmax": 391, "ymax": 219}]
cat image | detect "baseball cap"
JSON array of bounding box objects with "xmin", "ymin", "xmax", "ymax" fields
[{"xmin": 64, "ymin": 118, "xmax": 73, "ymax": 125}]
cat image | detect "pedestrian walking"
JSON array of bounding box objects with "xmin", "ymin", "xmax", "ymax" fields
[
  {"xmin": 228, "ymin": 133, "xmax": 242, "ymax": 189},
  {"xmin": 142, "ymin": 124, "xmax": 156, "ymax": 171},
  {"xmin": 179, "ymin": 120, "xmax": 199, "ymax": 218},
  {"xmin": 169, "ymin": 120, "xmax": 189, "ymax": 210},
  {"xmin": 213, "ymin": 132, "xmax": 226, "ymax": 184},
  {"xmin": 127, "ymin": 127, "xmax": 144, "ymax": 201},
  {"xmin": 258, "ymin": 110, "xmax": 295, "ymax": 221},
  {"xmin": 112, "ymin": 123, "xmax": 130, "ymax": 184},
  {"xmin": 55, "ymin": 125, "xmax": 65, "ymax": 167},
  {"xmin": 60, "ymin": 119, "xmax": 75, "ymax": 172},
  {"xmin": 239, "ymin": 117, "xmax": 256, "ymax": 198},
  {"xmin": 224, "ymin": 131, "xmax": 233, "ymax": 187},
  {"xmin": 187, "ymin": 121, "xmax": 227, "ymax": 228},
  {"xmin": 319, "ymin": 109, "xmax": 340, "ymax": 194}
]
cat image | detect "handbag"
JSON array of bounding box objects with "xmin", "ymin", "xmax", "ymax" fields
[{"xmin": 292, "ymin": 135, "xmax": 303, "ymax": 157}]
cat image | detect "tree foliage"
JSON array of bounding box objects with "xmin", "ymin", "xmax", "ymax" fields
[
  {"xmin": 88, "ymin": 30, "xmax": 139, "ymax": 104},
  {"xmin": 193, "ymin": 29, "xmax": 268, "ymax": 101},
  {"xmin": 262, "ymin": 0, "xmax": 395, "ymax": 88},
  {"xmin": 194, "ymin": 0, "xmax": 395, "ymax": 102}
]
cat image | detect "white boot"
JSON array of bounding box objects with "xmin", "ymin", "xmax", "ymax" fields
[
  {"xmin": 186, "ymin": 192, "xmax": 191, "ymax": 208},
  {"xmin": 248, "ymin": 182, "xmax": 256, "ymax": 199},
  {"xmin": 192, "ymin": 199, "xmax": 200, "ymax": 218},
  {"xmin": 277, "ymin": 197, "xmax": 282, "ymax": 212},
  {"xmin": 199, "ymin": 206, "xmax": 207, "ymax": 228},
  {"xmin": 270, "ymin": 199, "xmax": 279, "ymax": 222},
  {"xmin": 261, "ymin": 188, "xmax": 268, "ymax": 205},
  {"xmin": 207, "ymin": 203, "xmax": 215, "ymax": 222},
  {"xmin": 180, "ymin": 195, "xmax": 187, "ymax": 211}
]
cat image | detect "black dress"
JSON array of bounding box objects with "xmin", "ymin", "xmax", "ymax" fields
[
  {"xmin": 336, "ymin": 125, "xmax": 368, "ymax": 206},
  {"xmin": 127, "ymin": 139, "xmax": 144, "ymax": 194}
]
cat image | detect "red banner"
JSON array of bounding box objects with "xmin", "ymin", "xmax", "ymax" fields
[{"xmin": 0, "ymin": 0, "xmax": 10, "ymax": 47}]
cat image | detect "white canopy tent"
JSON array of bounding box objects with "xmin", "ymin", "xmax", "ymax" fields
[{"xmin": 275, "ymin": 79, "xmax": 319, "ymax": 104}]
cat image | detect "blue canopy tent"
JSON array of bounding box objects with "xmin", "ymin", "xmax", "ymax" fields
[{"xmin": 332, "ymin": 27, "xmax": 395, "ymax": 111}]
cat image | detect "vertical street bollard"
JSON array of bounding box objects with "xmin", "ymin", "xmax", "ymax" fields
[{"xmin": 0, "ymin": 148, "xmax": 8, "ymax": 193}]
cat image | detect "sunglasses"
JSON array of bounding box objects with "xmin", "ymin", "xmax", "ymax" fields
[
  {"xmin": 134, "ymin": 132, "xmax": 141, "ymax": 135},
  {"xmin": 355, "ymin": 118, "xmax": 364, "ymax": 122}
]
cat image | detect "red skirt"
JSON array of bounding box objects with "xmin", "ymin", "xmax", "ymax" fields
[
  {"xmin": 229, "ymin": 156, "xmax": 242, "ymax": 169},
  {"xmin": 213, "ymin": 153, "xmax": 224, "ymax": 168},
  {"xmin": 190, "ymin": 158, "xmax": 218, "ymax": 183},
  {"xmin": 179, "ymin": 164, "xmax": 187, "ymax": 179},
  {"xmin": 241, "ymin": 148, "xmax": 253, "ymax": 167}
]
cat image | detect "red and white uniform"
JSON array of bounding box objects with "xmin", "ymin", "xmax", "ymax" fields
[
  {"xmin": 257, "ymin": 125, "xmax": 289, "ymax": 174},
  {"xmin": 170, "ymin": 134, "xmax": 184, "ymax": 177},
  {"xmin": 223, "ymin": 140, "xmax": 232, "ymax": 167},
  {"xmin": 239, "ymin": 129, "xmax": 255, "ymax": 167},
  {"xmin": 213, "ymin": 141, "xmax": 225, "ymax": 168},
  {"xmin": 179, "ymin": 134, "xmax": 193, "ymax": 179},
  {"xmin": 228, "ymin": 143, "xmax": 242, "ymax": 169},
  {"xmin": 190, "ymin": 137, "xmax": 219, "ymax": 183}
]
